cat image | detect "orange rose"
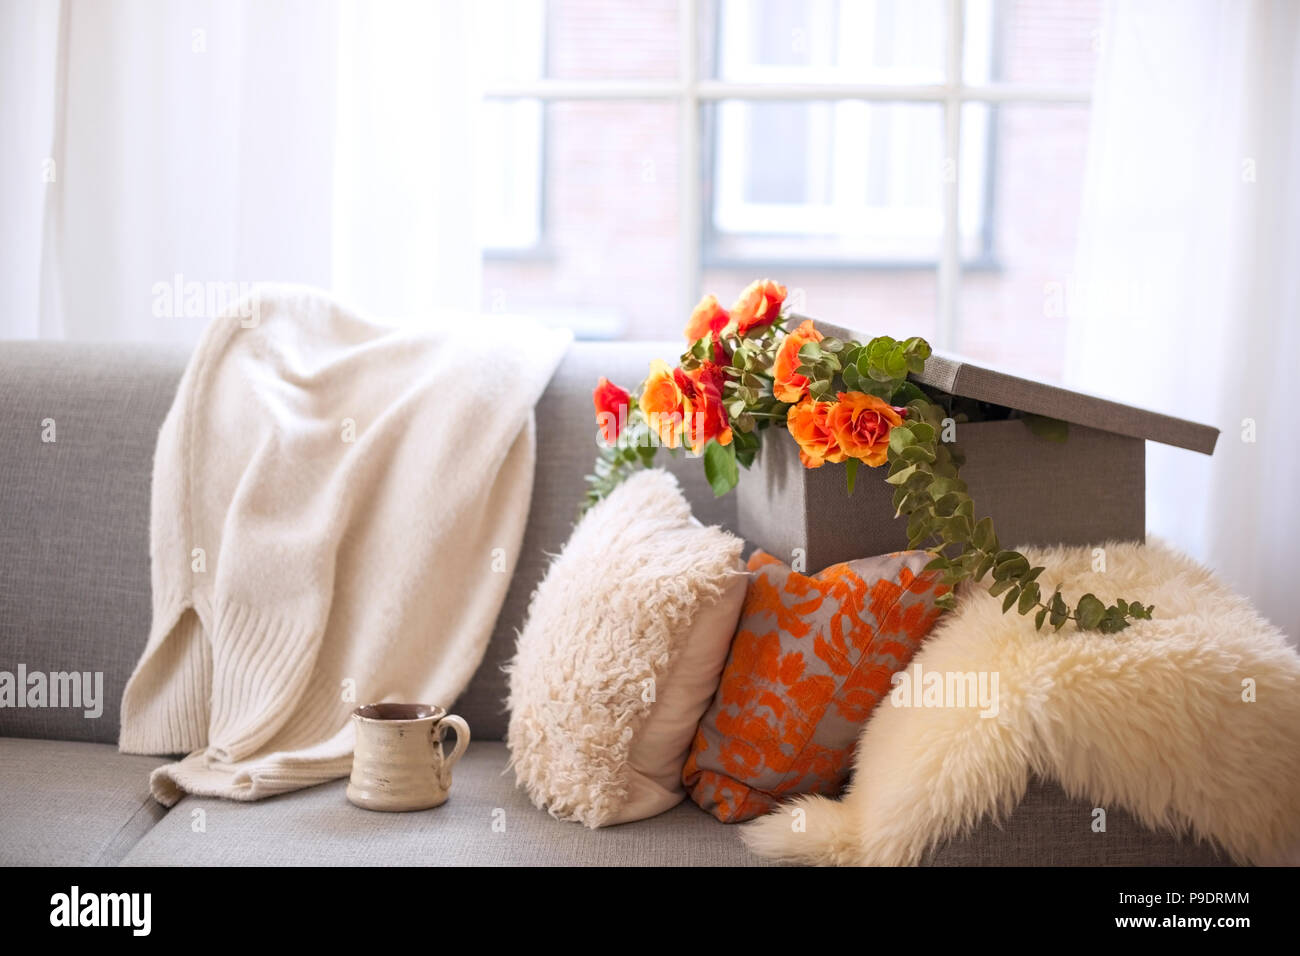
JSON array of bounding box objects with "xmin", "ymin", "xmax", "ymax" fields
[
  {"xmin": 828, "ymin": 391, "xmax": 905, "ymax": 467},
  {"xmin": 730, "ymin": 279, "xmax": 787, "ymax": 336},
  {"xmin": 592, "ymin": 377, "xmax": 630, "ymax": 445},
  {"xmin": 786, "ymin": 397, "xmax": 844, "ymax": 469},
  {"xmin": 639, "ymin": 359, "xmax": 686, "ymax": 448},
  {"xmin": 677, "ymin": 361, "xmax": 733, "ymax": 454},
  {"xmin": 772, "ymin": 318, "xmax": 823, "ymax": 403},
  {"xmin": 684, "ymin": 294, "xmax": 729, "ymax": 342}
]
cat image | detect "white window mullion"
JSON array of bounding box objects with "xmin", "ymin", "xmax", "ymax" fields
[
  {"xmin": 937, "ymin": 0, "xmax": 964, "ymax": 352},
  {"xmin": 679, "ymin": 0, "xmax": 701, "ymax": 318}
]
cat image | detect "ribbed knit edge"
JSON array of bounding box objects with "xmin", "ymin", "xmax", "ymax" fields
[
  {"xmin": 122, "ymin": 595, "xmax": 356, "ymax": 806},
  {"xmin": 118, "ymin": 593, "xmax": 210, "ymax": 756},
  {"xmin": 204, "ymin": 597, "xmax": 322, "ymax": 764},
  {"xmin": 148, "ymin": 753, "xmax": 355, "ymax": 807}
]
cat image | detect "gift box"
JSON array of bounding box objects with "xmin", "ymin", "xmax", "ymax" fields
[{"xmin": 735, "ymin": 318, "xmax": 1220, "ymax": 573}]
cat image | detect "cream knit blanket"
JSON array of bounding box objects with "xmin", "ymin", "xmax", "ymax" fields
[{"xmin": 118, "ymin": 286, "xmax": 570, "ymax": 805}]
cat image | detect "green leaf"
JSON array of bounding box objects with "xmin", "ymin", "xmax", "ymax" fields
[
  {"xmin": 867, "ymin": 362, "xmax": 896, "ymax": 383},
  {"xmin": 901, "ymin": 443, "xmax": 936, "ymax": 463},
  {"xmin": 988, "ymin": 578, "xmax": 1014, "ymax": 598},
  {"xmin": 1002, "ymin": 586, "xmax": 1022, "ymax": 612},
  {"xmin": 1050, "ymin": 591, "xmax": 1069, "ymax": 630},
  {"xmin": 933, "ymin": 492, "xmax": 963, "ymax": 517},
  {"xmin": 942, "ymin": 514, "xmax": 973, "ymax": 544},
  {"xmin": 890, "ymin": 381, "xmax": 928, "ymax": 406},
  {"xmin": 973, "ymin": 516, "xmax": 996, "ymax": 552},
  {"xmin": 888, "ymin": 426, "xmax": 916, "ymax": 453},
  {"xmin": 974, "ymin": 553, "xmax": 996, "ymax": 581},
  {"xmin": 1075, "ymin": 593, "xmax": 1106, "ymax": 630},
  {"xmin": 842, "ymin": 364, "xmax": 863, "ymax": 392},
  {"xmin": 934, "ymin": 591, "xmax": 957, "ymax": 611},
  {"xmin": 1034, "ymin": 607, "xmax": 1048, "ymax": 630},
  {"xmin": 845, "ymin": 457, "xmax": 858, "ymax": 496},
  {"xmin": 1018, "ymin": 581, "xmax": 1041, "ymax": 613},
  {"xmin": 993, "ymin": 553, "xmax": 1030, "ymax": 580},
  {"xmin": 885, "ymin": 464, "xmax": 918, "ymax": 486},
  {"xmin": 867, "ymin": 337, "xmax": 895, "ymax": 363},
  {"xmin": 798, "ymin": 342, "xmax": 823, "ymax": 363},
  {"xmin": 908, "ymin": 421, "xmax": 935, "ymax": 443},
  {"xmin": 1021, "ymin": 413, "xmax": 1069, "ymax": 443},
  {"xmin": 820, "ymin": 337, "xmax": 843, "ymax": 352},
  {"xmin": 884, "ymin": 350, "xmax": 908, "ymax": 380},
  {"xmin": 809, "ymin": 380, "xmax": 835, "ymax": 402},
  {"xmin": 702, "ymin": 439, "xmax": 739, "ymax": 498},
  {"xmin": 902, "ymin": 336, "xmax": 931, "ymax": 360}
]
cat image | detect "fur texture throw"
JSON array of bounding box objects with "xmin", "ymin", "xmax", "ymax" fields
[
  {"xmin": 506, "ymin": 469, "xmax": 745, "ymax": 828},
  {"xmin": 743, "ymin": 541, "xmax": 1300, "ymax": 866}
]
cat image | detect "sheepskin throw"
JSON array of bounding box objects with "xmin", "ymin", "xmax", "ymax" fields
[
  {"xmin": 743, "ymin": 541, "xmax": 1300, "ymax": 866},
  {"xmin": 120, "ymin": 285, "xmax": 570, "ymax": 804},
  {"xmin": 506, "ymin": 469, "xmax": 747, "ymax": 828}
]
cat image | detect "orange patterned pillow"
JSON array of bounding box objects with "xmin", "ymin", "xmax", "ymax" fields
[{"xmin": 683, "ymin": 549, "xmax": 948, "ymax": 823}]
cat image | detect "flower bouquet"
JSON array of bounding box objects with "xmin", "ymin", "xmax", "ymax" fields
[{"xmin": 587, "ymin": 279, "xmax": 1153, "ymax": 633}]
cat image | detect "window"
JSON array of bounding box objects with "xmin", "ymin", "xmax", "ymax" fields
[
  {"xmin": 708, "ymin": 0, "xmax": 980, "ymax": 266},
  {"xmin": 479, "ymin": 0, "xmax": 1098, "ymax": 379}
]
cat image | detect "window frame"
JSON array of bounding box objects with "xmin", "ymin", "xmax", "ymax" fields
[{"xmin": 481, "ymin": 0, "xmax": 1091, "ymax": 349}]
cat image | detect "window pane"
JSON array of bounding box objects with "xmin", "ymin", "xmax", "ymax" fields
[
  {"xmin": 701, "ymin": 269, "xmax": 939, "ymax": 343},
  {"xmin": 702, "ymin": 0, "xmax": 947, "ymax": 84},
  {"xmin": 478, "ymin": 101, "xmax": 544, "ymax": 250},
  {"xmin": 958, "ymin": 102, "xmax": 1092, "ymax": 380},
  {"xmin": 548, "ymin": 0, "xmax": 680, "ymax": 81},
  {"xmin": 706, "ymin": 100, "xmax": 946, "ymax": 264},
  {"xmin": 964, "ymin": 0, "xmax": 1101, "ymax": 88},
  {"xmin": 481, "ymin": 101, "xmax": 680, "ymax": 339}
]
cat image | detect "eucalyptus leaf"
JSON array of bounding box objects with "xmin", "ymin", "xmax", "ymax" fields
[
  {"xmin": 1075, "ymin": 593, "xmax": 1106, "ymax": 630},
  {"xmin": 702, "ymin": 439, "xmax": 738, "ymax": 498}
]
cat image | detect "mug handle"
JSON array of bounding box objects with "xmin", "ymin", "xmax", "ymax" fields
[{"xmin": 433, "ymin": 714, "xmax": 470, "ymax": 790}]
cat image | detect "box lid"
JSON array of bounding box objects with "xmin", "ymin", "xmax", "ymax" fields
[{"xmin": 811, "ymin": 318, "xmax": 1219, "ymax": 455}]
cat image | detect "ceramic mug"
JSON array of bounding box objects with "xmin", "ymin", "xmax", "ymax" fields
[{"xmin": 347, "ymin": 703, "xmax": 470, "ymax": 812}]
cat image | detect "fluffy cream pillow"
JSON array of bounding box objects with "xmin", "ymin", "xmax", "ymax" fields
[{"xmin": 506, "ymin": 468, "xmax": 747, "ymax": 828}]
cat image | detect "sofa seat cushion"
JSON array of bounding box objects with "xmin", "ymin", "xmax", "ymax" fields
[
  {"xmin": 120, "ymin": 742, "xmax": 769, "ymax": 866},
  {"xmin": 0, "ymin": 737, "xmax": 169, "ymax": 866},
  {"xmin": 922, "ymin": 778, "xmax": 1231, "ymax": 866}
]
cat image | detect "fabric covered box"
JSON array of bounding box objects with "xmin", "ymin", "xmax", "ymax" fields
[{"xmin": 737, "ymin": 318, "xmax": 1220, "ymax": 573}]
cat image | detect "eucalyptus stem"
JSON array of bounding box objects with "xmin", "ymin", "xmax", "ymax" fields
[{"xmin": 586, "ymin": 311, "xmax": 1156, "ymax": 634}]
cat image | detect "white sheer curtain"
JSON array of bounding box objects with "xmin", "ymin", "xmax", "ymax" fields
[
  {"xmin": 1067, "ymin": 0, "xmax": 1300, "ymax": 638},
  {"xmin": 1, "ymin": 0, "xmax": 481, "ymax": 343}
]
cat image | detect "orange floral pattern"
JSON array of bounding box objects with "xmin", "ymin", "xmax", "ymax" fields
[{"xmin": 682, "ymin": 549, "xmax": 948, "ymax": 823}]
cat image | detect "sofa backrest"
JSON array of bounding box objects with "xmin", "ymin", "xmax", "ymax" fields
[{"xmin": 0, "ymin": 340, "xmax": 737, "ymax": 744}]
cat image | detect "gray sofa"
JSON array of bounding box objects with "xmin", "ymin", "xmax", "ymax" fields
[{"xmin": 0, "ymin": 340, "xmax": 1228, "ymax": 866}]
